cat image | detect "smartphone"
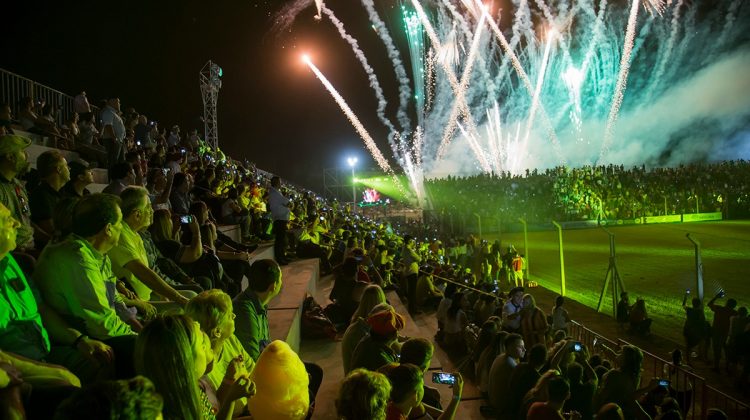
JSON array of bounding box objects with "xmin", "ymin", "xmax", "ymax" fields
[
  {"xmin": 719, "ymin": 289, "xmax": 726, "ymax": 298},
  {"xmin": 432, "ymin": 372, "xmax": 456, "ymax": 385},
  {"xmin": 686, "ymin": 288, "xmax": 691, "ymax": 294},
  {"xmin": 573, "ymin": 342, "xmax": 583, "ymax": 352},
  {"xmin": 180, "ymin": 215, "xmax": 193, "ymax": 224},
  {"xmin": 181, "ymin": 148, "xmax": 186, "ymax": 154},
  {"xmin": 320, "ymin": 216, "xmax": 325, "ymax": 221},
  {"xmin": 162, "ymin": 168, "xmax": 169, "ymax": 175},
  {"xmin": 136, "ymin": 141, "xmax": 141, "ymax": 146},
  {"xmin": 658, "ymin": 379, "xmax": 670, "ymax": 387}
]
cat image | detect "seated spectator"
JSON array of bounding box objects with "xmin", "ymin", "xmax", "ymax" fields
[
  {"xmin": 29, "ymin": 150, "xmax": 69, "ymax": 248},
  {"xmin": 507, "ymin": 343, "xmax": 549, "ymax": 419},
  {"xmin": 521, "ymin": 293, "xmax": 549, "ymax": 349},
  {"xmin": 342, "ymin": 286, "xmax": 387, "ymax": 374},
  {"xmin": 443, "ymin": 292, "xmax": 469, "ymax": 352},
  {"xmin": 565, "ymin": 358, "xmax": 599, "ymax": 420},
  {"xmin": 0, "ymin": 103, "xmax": 14, "ymax": 134},
  {"xmin": 416, "ymin": 265, "xmax": 443, "ymax": 311},
  {"xmin": 473, "ymin": 294, "xmax": 498, "ymax": 326},
  {"xmin": 350, "ymin": 305, "xmax": 405, "ymax": 372},
  {"xmin": 436, "ymin": 283, "xmax": 457, "ymax": 339},
  {"xmin": 221, "ymin": 187, "xmax": 253, "ymax": 241},
  {"xmin": 526, "ymin": 376, "xmax": 574, "ymax": 420},
  {"xmin": 0, "ymin": 135, "xmax": 34, "ymax": 254},
  {"xmin": 33, "ymin": 194, "xmax": 139, "ymax": 378},
  {"xmin": 551, "ymin": 295, "xmax": 571, "ymax": 334},
  {"xmin": 296, "ymin": 216, "xmax": 333, "ymax": 274},
  {"xmin": 630, "ymin": 298, "xmax": 652, "ymax": 335},
  {"xmin": 385, "ymin": 363, "xmax": 463, "ymax": 420},
  {"xmin": 53, "ymin": 376, "xmax": 163, "ymax": 420},
  {"xmin": 330, "ymin": 257, "xmax": 370, "ymax": 323},
  {"xmin": 186, "ymin": 289, "xmax": 256, "ymax": 415},
  {"xmin": 16, "ymin": 97, "xmax": 39, "ymax": 131},
  {"xmin": 247, "ymin": 340, "xmax": 310, "ymax": 419},
  {"xmin": 518, "ymin": 370, "xmax": 563, "ymax": 418},
  {"xmin": 108, "ymin": 186, "xmax": 191, "ymax": 306},
  {"xmin": 102, "ymin": 162, "xmax": 135, "ymax": 196},
  {"xmin": 336, "ymin": 369, "xmax": 391, "ymax": 420},
  {"xmin": 488, "ymin": 332, "xmax": 525, "ymax": 412},
  {"xmin": 140, "ymin": 224, "xmax": 206, "ymax": 293},
  {"xmin": 60, "ymin": 159, "xmax": 93, "ymax": 199},
  {"xmin": 476, "ymin": 330, "xmax": 508, "ymax": 397},
  {"xmin": 146, "ymin": 168, "xmax": 173, "ymax": 211},
  {"xmin": 74, "ymin": 112, "xmax": 107, "ymax": 166},
  {"xmin": 616, "ymin": 292, "xmax": 631, "ymax": 327},
  {"xmin": 234, "ymin": 259, "xmax": 282, "ymax": 360},
  {"xmin": 135, "ymin": 314, "xmax": 254, "ymax": 420},
  {"xmin": 399, "ymin": 338, "xmax": 443, "ymax": 411}
]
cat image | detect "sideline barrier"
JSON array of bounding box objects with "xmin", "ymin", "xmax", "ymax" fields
[
  {"xmin": 570, "ymin": 321, "xmax": 749, "ymax": 419},
  {"xmin": 683, "ymin": 212, "xmax": 723, "ymax": 222},
  {"xmin": 644, "ymin": 214, "xmax": 683, "ymax": 224}
]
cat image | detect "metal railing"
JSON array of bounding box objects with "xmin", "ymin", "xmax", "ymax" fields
[
  {"xmin": 1, "ymin": 68, "xmax": 76, "ymax": 126},
  {"xmin": 569, "ymin": 321, "xmax": 749, "ymax": 419}
]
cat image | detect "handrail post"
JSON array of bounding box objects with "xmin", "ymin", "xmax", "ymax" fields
[
  {"xmin": 473, "ymin": 213, "xmax": 482, "ymax": 239},
  {"xmin": 551, "ymin": 220, "xmax": 566, "ymax": 296},
  {"xmin": 518, "ymin": 218, "xmax": 529, "ymax": 280}
]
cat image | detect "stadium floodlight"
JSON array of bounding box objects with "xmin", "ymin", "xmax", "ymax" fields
[
  {"xmin": 348, "ymin": 157, "xmax": 358, "ymax": 203},
  {"xmin": 200, "ymin": 60, "xmax": 222, "ymax": 151}
]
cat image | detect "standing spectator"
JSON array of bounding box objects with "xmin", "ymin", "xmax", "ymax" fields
[
  {"xmin": 167, "ymin": 125, "xmax": 181, "ymax": 148},
  {"xmin": 99, "ymin": 96, "xmax": 126, "ymax": 169},
  {"xmin": 663, "ymin": 349, "xmax": 693, "ymax": 416},
  {"xmin": 488, "ymin": 333, "xmax": 525, "ymax": 413},
  {"xmin": 551, "ymin": 295, "xmax": 571, "ymax": 335},
  {"xmin": 595, "ymin": 345, "xmax": 655, "ymax": 418},
  {"xmin": 502, "ymin": 287, "xmax": 525, "ymax": 333},
  {"xmin": 29, "ymin": 150, "xmax": 70, "ymax": 246},
  {"xmin": 401, "ymin": 235, "xmax": 422, "ymax": 314},
  {"xmin": 521, "ymin": 293, "xmax": 549, "ymax": 349},
  {"xmin": 616, "ymin": 292, "xmax": 631, "ymax": 328},
  {"xmin": 708, "ymin": 291, "xmax": 738, "ymax": 373},
  {"xmin": 102, "ymin": 162, "xmax": 135, "ymax": 196},
  {"xmin": 73, "ymin": 91, "xmax": 91, "ymax": 114},
  {"xmin": 234, "ymin": 259, "xmax": 282, "ymax": 360},
  {"xmin": 61, "ymin": 160, "xmax": 93, "ymax": 199},
  {"xmin": 727, "ymin": 307, "xmax": 749, "ymax": 373},
  {"xmin": 681, "ymin": 294, "xmax": 707, "ymax": 365},
  {"xmin": 268, "ymin": 176, "xmax": 291, "ymax": 265},
  {"xmin": 0, "ymin": 135, "xmax": 34, "ymax": 253}
]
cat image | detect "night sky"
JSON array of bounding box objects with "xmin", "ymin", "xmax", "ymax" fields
[{"xmin": 2, "ymin": 0, "xmax": 414, "ymax": 190}]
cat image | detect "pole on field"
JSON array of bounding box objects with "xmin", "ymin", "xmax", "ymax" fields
[
  {"xmin": 474, "ymin": 213, "xmax": 482, "ymax": 239},
  {"xmin": 551, "ymin": 220, "xmax": 566, "ymax": 296},
  {"xmin": 597, "ymin": 226, "xmax": 626, "ymax": 317},
  {"xmin": 686, "ymin": 234, "xmax": 705, "ymax": 301},
  {"xmin": 519, "ymin": 218, "xmax": 529, "ymax": 280}
]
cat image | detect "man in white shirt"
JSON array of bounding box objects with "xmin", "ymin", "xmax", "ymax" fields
[
  {"xmin": 100, "ymin": 96, "xmax": 126, "ymax": 169},
  {"xmin": 268, "ymin": 176, "xmax": 291, "ymax": 265},
  {"xmin": 502, "ymin": 286, "xmax": 525, "ymax": 333}
]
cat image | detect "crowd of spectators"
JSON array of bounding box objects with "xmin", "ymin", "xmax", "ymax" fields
[
  {"xmin": 0, "ymin": 89, "xmax": 746, "ymax": 420},
  {"xmin": 426, "ymin": 162, "xmax": 750, "ymax": 225}
]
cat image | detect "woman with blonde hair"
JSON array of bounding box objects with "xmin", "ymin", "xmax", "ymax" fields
[
  {"xmin": 341, "ymin": 285, "xmax": 388, "ymax": 375},
  {"xmin": 135, "ymin": 314, "xmax": 254, "ymax": 420},
  {"xmin": 186, "ymin": 290, "xmax": 256, "ymax": 415},
  {"xmin": 521, "ymin": 293, "xmax": 549, "ymax": 348}
]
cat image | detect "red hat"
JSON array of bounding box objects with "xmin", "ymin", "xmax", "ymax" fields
[{"xmin": 367, "ymin": 305, "xmax": 405, "ymax": 336}]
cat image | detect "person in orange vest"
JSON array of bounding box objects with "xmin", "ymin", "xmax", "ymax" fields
[{"xmin": 512, "ymin": 252, "xmax": 524, "ymax": 288}]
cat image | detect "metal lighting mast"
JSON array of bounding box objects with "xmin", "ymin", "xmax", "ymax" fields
[{"xmin": 200, "ymin": 61, "xmax": 222, "ymax": 150}]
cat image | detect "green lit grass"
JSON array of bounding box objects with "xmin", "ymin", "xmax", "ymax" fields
[{"xmin": 486, "ymin": 221, "xmax": 750, "ymax": 345}]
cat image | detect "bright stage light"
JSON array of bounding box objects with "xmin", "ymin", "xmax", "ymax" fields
[
  {"xmin": 347, "ymin": 156, "xmax": 358, "ymax": 167},
  {"xmin": 301, "ymin": 54, "xmax": 311, "ymax": 64}
]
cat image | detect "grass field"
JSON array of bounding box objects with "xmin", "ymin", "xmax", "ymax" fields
[{"xmin": 488, "ymin": 220, "xmax": 750, "ymax": 344}]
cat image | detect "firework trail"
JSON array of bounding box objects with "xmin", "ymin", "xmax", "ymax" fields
[
  {"xmin": 523, "ymin": 29, "xmax": 555, "ymax": 148},
  {"xmin": 302, "ymin": 55, "xmax": 392, "ymax": 173},
  {"xmin": 599, "ymin": 0, "xmax": 641, "ymax": 164},
  {"xmin": 361, "ymin": 0, "xmax": 412, "ymax": 135},
  {"xmin": 646, "ymin": 0, "xmax": 682, "ymax": 101},
  {"xmin": 436, "ymin": 12, "xmax": 487, "ymax": 162},
  {"xmin": 409, "ymin": 0, "xmax": 481, "ymax": 145},
  {"xmin": 321, "ymin": 4, "xmax": 399, "ymax": 152}
]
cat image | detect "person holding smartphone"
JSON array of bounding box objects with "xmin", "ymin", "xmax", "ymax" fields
[
  {"xmin": 384, "ymin": 364, "xmax": 463, "ymax": 420},
  {"xmin": 707, "ymin": 290, "xmax": 738, "ymax": 373}
]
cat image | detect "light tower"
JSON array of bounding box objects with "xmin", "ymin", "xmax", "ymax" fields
[{"xmin": 200, "ymin": 61, "xmax": 222, "ymax": 150}]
